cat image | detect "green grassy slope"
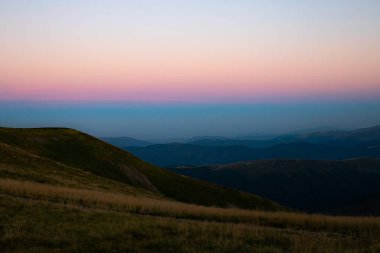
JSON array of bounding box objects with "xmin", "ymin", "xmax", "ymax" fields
[
  {"xmin": 1, "ymin": 127, "xmax": 380, "ymax": 252},
  {"xmin": 0, "ymin": 127, "xmax": 282, "ymax": 210},
  {"xmin": 0, "ymin": 141, "xmax": 155, "ymax": 197}
]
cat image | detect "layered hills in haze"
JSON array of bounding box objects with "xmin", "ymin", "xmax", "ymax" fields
[
  {"xmin": 101, "ymin": 125, "xmax": 380, "ymax": 216},
  {"xmin": 189, "ymin": 125, "xmax": 380, "ymax": 148},
  {"xmin": 121, "ymin": 125, "xmax": 380, "ymax": 166}
]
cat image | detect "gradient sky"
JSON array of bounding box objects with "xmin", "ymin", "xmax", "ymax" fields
[
  {"xmin": 2, "ymin": 100, "xmax": 380, "ymax": 140},
  {"xmin": 1, "ymin": 1, "xmax": 380, "ymax": 138}
]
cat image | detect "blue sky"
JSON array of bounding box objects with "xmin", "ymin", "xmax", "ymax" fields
[{"xmin": 0, "ymin": 1, "xmax": 379, "ymax": 139}]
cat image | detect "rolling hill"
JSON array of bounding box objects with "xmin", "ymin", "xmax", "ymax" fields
[
  {"xmin": 171, "ymin": 158, "xmax": 380, "ymax": 215},
  {"xmin": 0, "ymin": 127, "xmax": 281, "ymax": 210},
  {"xmin": 2, "ymin": 127, "xmax": 380, "ymax": 252}
]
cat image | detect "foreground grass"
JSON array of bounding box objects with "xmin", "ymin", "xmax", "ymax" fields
[{"xmin": 1, "ymin": 179, "xmax": 380, "ymax": 253}]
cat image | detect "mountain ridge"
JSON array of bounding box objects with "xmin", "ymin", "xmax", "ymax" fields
[
  {"xmin": 171, "ymin": 158, "xmax": 380, "ymax": 215},
  {"xmin": 0, "ymin": 127, "xmax": 282, "ymax": 211},
  {"xmin": 125, "ymin": 142, "xmax": 380, "ymax": 167}
]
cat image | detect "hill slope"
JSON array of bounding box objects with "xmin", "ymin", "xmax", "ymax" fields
[
  {"xmin": 2, "ymin": 127, "xmax": 380, "ymax": 252},
  {"xmin": 172, "ymin": 158, "xmax": 380, "ymax": 215},
  {"xmin": 0, "ymin": 127, "xmax": 281, "ymax": 211}
]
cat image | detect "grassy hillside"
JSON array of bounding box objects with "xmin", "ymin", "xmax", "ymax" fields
[
  {"xmin": 1, "ymin": 178, "xmax": 380, "ymax": 253},
  {"xmin": 172, "ymin": 158, "xmax": 380, "ymax": 215},
  {"xmin": 1, "ymin": 127, "xmax": 380, "ymax": 252},
  {"xmin": 0, "ymin": 140, "xmax": 155, "ymax": 197},
  {"xmin": 0, "ymin": 127, "xmax": 281, "ymax": 210}
]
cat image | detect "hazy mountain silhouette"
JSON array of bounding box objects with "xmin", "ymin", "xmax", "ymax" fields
[
  {"xmin": 126, "ymin": 142, "xmax": 380, "ymax": 167},
  {"xmin": 125, "ymin": 125, "xmax": 380, "ymax": 166},
  {"xmin": 171, "ymin": 158, "xmax": 380, "ymax": 215},
  {"xmin": 189, "ymin": 125, "xmax": 380, "ymax": 148}
]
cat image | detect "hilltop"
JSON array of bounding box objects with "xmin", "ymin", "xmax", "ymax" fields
[
  {"xmin": 0, "ymin": 127, "xmax": 280, "ymax": 210},
  {"xmin": 1, "ymin": 127, "xmax": 380, "ymax": 252}
]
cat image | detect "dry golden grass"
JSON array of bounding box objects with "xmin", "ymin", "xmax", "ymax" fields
[
  {"xmin": 2, "ymin": 127, "xmax": 379, "ymax": 252},
  {"xmin": 2, "ymin": 177, "xmax": 380, "ymax": 253},
  {"xmin": 2, "ymin": 178, "xmax": 380, "ymax": 235}
]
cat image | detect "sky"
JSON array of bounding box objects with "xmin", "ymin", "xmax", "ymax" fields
[{"xmin": 0, "ymin": 0, "xmax": 380, "ymax": 139}]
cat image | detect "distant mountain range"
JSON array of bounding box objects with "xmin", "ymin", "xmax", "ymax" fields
[
  {"xmin": 171, "ymin": 158, "xmax": 380, "ymax": 215},
  {"xmin": 296, "ymin": 125, "xmax": 380, "ymax": 147},
  {"xmin": 102, "ymin": 125, "xmax": 380, "ymax": 149},
  {"xmin": 126, "ymin": 142, "xmax": 380, "ymax": 166},
  {"xmin": 123, "ymin": 125, "xmax": 380, "ymax": 166},
  {"xmin": 189, "ymin": 125, "xmax": 380, "ymax": 148}
]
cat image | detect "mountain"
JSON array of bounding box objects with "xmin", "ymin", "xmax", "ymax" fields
[
  {"xmin": 187, "ymin": 135, "xmax": 229, "ymax": 142},
  {"xmin": 126, "ymin": 143, "xmax": 254, "ymax": 166},
  {"xmin": 188, "ymin": 138, "xmax": 283, "ymax": 148},
  {"xmin": 171, "ymin": 158, "xmax": 380, "ymax": 215},
  {"xmin": 101, "ymin": 136, "xmax": 152, "ymax": 147},
  {"xmin": 125, "ymin": 142, "xmax": 380, "ymax": 167},
  {"xmin": 2, "ymin": 127, "xmax": 380, "ymax": 252},
  {"xmin": 298, "ymin": 125, "xmax": 380, "ymax": 147},
  {"xmin": 0, "ymin": 127, "xmax": 281, "ymax": 211},
  {"xmin": 123, "ymin": 125, "xmax": 380, "ymax": 167},
  {"xmin": 188, "ymin": 125, "xmax": 380, "ymax": 148}
]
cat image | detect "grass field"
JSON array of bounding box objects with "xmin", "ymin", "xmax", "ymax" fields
[
  {"xmin": 1, "ymin": 127, "xmax": 380, "ymax": 252},
  {"xmin": 1, "ymin": 178, "xmax": 380, "ymax": 253}
]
